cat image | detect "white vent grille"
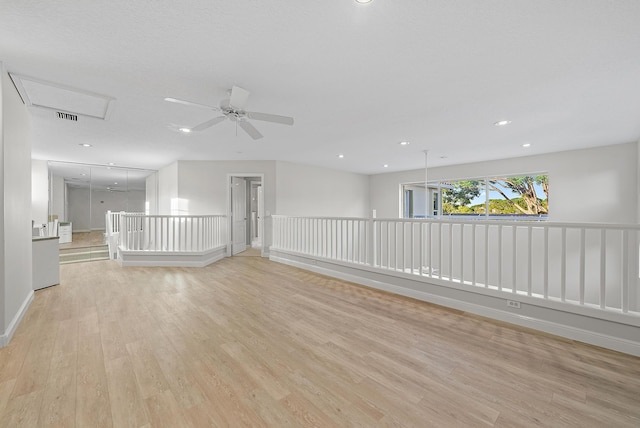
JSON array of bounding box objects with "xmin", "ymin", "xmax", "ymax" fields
[{"xmin": 56, "ymin": 111, "xmax": 78, "ymax": 121}]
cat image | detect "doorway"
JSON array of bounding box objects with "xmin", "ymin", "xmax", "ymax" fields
[{"xmin": 228, "ymin": 174, "xmax": 264, "ymax": 256}]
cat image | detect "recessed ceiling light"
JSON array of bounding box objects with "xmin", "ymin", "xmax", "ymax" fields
[
  {"xmin": 399, "ymin": 141, "xmax": 410, "ymax": 146},
  {"xmin": 108, "ymin": 162, "xmax": 115, "ymax": 166},
  {"xmin": 522, "ymin": 143, "xmax": 531, "ymax": 148},
  {"xmin": 80, "ymin": 173, "xmax": 87, "ymax": 176},
  {"xmin": 114, "ymin": 182, "xmax": 118, "ymax": 185},
  {"xmin": 494, "ymin": 120, "xmax": 511, "ymax": 126},
  {"xmin": 355, "ymin": 0, "xmax": 372, "ymax": 3},
  {"xmin": 179, "ymin": 127, "xmax": 191, "ymax": 133},
  {"xmin": 383, "ymin": 164, "xmax": 389, "ymax": 168},
  {"xmin": 79, "ymin": 143, "xmax": 92, "ymax": 147},
  {"xmin": 338, "ymin": 154, "xmax": 344, "ymax": 159}
]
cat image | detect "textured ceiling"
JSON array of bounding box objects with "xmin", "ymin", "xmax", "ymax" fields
[{"xmin": 1, "ymin": 1, "xmax": 640, "ymax": 175}]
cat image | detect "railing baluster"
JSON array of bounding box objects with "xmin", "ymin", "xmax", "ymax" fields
[
  {"xmin": 419, "ymin": 223, "xmax": 423, "ymax": 276},
  {"xmin": 352, "ymin": 220, "xmax": 356, "ymax": 263},
  {"xmin": 497, "ymin": 225, "xmax": 502, "ymax": 291},
  {"xmin": 527, "ymin": 226, "xmax": 533, "ymax": 296},
  {"xmin": 427, "ymin": 222, "xmax": 431, "ymax": 277},
  {"xmin": 448, "ymin": 223, "xmax": 453, "ymax": 281},
  {"xmin": 438, "ymin": 222, "xmax": 443, "ymax": 280},
  {"xmin": 484, "ymin": 224, "xmax": 489, "ymax": 288},
  {"xmin": 401, "ymin": 222, "xmax": 405, "ymax": 272},
  {"xmin": 544, "ymin": 226, "xmax": 549, "ymax": 299},
  {"xmin": 561, "ymin": 227, "xmax": 567, "ymax": 302},
  {"xmin": 622, "ymin": 230, "xmax": 629, "ymax": 313},
  {"xmin": 460, "ymin": 223, "xmax": 464, "ymax": 284},
  {"xmin": 579, "ymin": 228, "xmax": 586, "ymax": 305},
  {"xmin": 471, "ymin": 223, "xmax": 476, "ymax": 286},
  {"xmin": 512, "ymin": 225, "xmax": 517, "ymax": 294},
  {"xmin": 600, "ymin": 229, "xmax": 606, "ymax": 309}
]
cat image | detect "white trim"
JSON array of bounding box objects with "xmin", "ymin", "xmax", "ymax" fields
[
  {"xmin": 0, "ymin": 291, "xmax": 34, "ymax": 348},
  {"xmin": 118, "ymin": 245, "xmax": 226, "ymax": 267},
  {"xmin": 270, "ymin": 252, "xmax": 640, "ymax": 357}
]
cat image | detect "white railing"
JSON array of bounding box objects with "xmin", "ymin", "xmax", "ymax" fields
[
  {"xmin": 272, "ymin": 215, "xmax": 640, "ymax": 316},
  {"xmin": 119, "ymin": 214, "xmax": 227, "ymax": 252},
  {"xmin": 105, "ymin": 211, "xmax": 145, "ymax": 259},
  {"xmin": 273, "ymin": 216, "xmax": 370, "ymax": 265}
]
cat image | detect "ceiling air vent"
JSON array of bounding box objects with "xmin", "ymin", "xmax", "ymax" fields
[{"xmin": 56, "ymin": 111, "xmax": 78, "ymax": 121}]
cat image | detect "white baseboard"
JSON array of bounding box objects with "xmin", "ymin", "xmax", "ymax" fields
[
  {"xmin": 270, "ymin": 253, "xmax": 640, "ymax": 357},
  {"xmin": 118, "ymin": 246, "xmax": 226, "ymax": 267},
  {"xmin": 0, "ymin": 290, "xmax": 34, "ymax": 348}
]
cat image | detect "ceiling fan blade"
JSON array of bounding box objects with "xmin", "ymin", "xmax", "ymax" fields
[
  {"xmin": 238, "ymin": 120, "xmax": 263, "ymax": 140},
  {"xmin": 246, "ymin": 111, "xmax": 294, "ymax": 125},
  {"xmin": 191, "ymin": 116, "xmax": 226, "ymax": 131},
  {"xmin": 229, "ymin": 86, "xmax": 250, "ymax": 110},
  {"xmin": 164, "ymin": 97, "xmax": 220, "ymax": 111}
]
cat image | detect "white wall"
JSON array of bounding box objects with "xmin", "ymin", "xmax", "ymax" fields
[
  {"xmin": 637, "ymin": 140, "xmax": 640, "ymax": 223},
  {"xmin": 1, "ymin": 64, "xmax": 33, "ymax": 342},
  {"xmin": 370, "ymin": 143, "xmax": 638, "ymax": 223},
  {"xmin": 275, "ymin": 161, "xmax": 370, "ymax": 217},
  {"xmin": 31, "ymin": 159, "xmax": 48, "ymax": 226},
  {"xmin": 145, "ymin": 172, "xmax": 158, "ymax": 215},
  {"xmin": 175, "ymin": 160, "xmax": 276, "ymax": 215},
  {"xmin": 158, "ymin": 162, "xmax": 178, "ymax": 215}
]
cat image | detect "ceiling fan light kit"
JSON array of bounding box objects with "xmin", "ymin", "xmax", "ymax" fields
[{"xmin": 166, "ymin": 86, "xmax": 294, "ymax": 140}]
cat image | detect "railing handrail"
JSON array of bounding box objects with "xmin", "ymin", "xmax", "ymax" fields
[
  {"xmin": 273, "ymin": 214, "xmax": 640, "ymax": 231},
  {"xmin": 271, "ymin": 215, "xmax": 367, "ymax": 221},
  {"xmin": 121, "ymin": 214, "xmax": 226, "ymax": 219}
]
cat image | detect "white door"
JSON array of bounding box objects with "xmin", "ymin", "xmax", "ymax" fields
[{"xmin": 231, "ymin": 177, "xmax": 247, "ymax": 255}]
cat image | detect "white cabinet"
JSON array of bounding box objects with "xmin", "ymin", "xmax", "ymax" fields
[
  {"xmin": 32, "ymin": 237, "xmax": 60, "ymax": 290},
  {"xmin": 59, "ymin": 222, "xmax": 72, "ymax": 244}
]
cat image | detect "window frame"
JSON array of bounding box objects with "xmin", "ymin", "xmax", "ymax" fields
[{"xmin": 401, "ymin": 172, "xmax": 549, "ymax": 221}]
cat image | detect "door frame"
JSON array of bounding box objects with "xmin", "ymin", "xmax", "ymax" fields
[{"xmin": 226, "ymin": 173, "xmax": 265, "ymax": 257}]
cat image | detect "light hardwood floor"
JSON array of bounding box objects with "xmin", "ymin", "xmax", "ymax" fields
[{"xmin": 1, "ymin": 256, "xmax": 638, "ymax": 427}]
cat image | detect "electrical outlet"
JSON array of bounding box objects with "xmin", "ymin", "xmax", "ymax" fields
[{"xmin": 507, "ymin": 300, "xmax": 521, "ymax": 309}]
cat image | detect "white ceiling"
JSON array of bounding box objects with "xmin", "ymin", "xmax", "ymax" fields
[{"xmin": 2, "ymin": 1, "xmax": 640, "ymax": 175}]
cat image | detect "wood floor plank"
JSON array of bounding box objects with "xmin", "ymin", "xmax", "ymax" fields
[
  {"xmin": 11, "ymin": 323, "xmax": 57, "ymax": 398},
  {"xmin": 125, "ymin": 339, "xmax": 170, "ymax": 399},
  {"xmin": 0, "ymin": 256, "xmax": 637, "ymax": 427},
  {"xmin": 0, "ymin": 333, "xmax": 31, "ymax": 384},
  {"xmin": 105, "ymin": 356, "xmax": 150, "ymax": 428},
  {"xmin": 76, "ymin": 333, "xmax": 112, "ymax": 427},
  {"xmin": 0, "ymin": 389, "xmax": 43, "ymax": 427},
  {"xmin": 144, "ymin": 389, "xmax": 190, "ymax": 428},
  {"xmin": 37, "ymin": 320, "xmax": 77, "ymax": 427},
  {"xmin": 0, "ymin": 379, "xmax": 16, "ymax": 416},
  {"xmin": 152, "ymin": 343, "xmax": 205, "ymax": 409}
]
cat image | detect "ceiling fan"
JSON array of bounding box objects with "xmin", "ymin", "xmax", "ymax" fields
[{"xmin": 165, "ymin": 86, "xmax": 294, "ymax": 140}]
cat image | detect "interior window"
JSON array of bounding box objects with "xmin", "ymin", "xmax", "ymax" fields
[{"xmin": 402, "ymin": 174, "xmax": 548, "ymax": 220}]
